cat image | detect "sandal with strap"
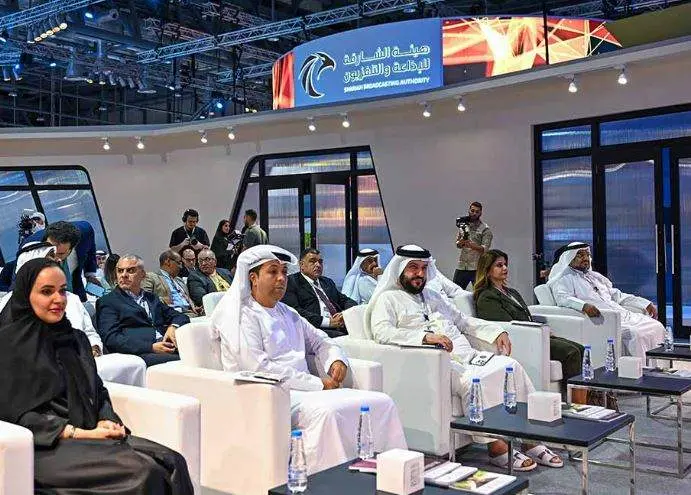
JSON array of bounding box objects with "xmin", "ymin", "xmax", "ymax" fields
[
  {"xmin": 489, "ymin": 449, "xmax": 537, "ymax": 472},
  {"xmin": 525, "ymin": 445, "xmax": 564, "ymax": 468}
]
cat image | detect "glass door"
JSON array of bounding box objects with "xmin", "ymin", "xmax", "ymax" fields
[
  {"xmin": 671, "ymin": 147, "xmax": 691, "ymax": 339},
  {"xmin": 596, "ymin": 152, "xmax": 667, "ymax": 326},
  {"xmin": 311, "ymin": 176, "xmax": 351, "ymax": 288},
  {"xmin": 261, "ymin": 180, "xmax": 305, "ymax": 260}
]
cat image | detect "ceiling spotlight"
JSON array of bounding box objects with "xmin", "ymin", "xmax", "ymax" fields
[
  {"xmin": 135, "ymin": 137, "xmax": 145, "ymax": 150},
  {"xmin": 44, "ymin": 21, "xmax": 54, "ymax": 36},
  {"xmin": 456, "ymin": 96, "xmax": 466, "ymax": 112},
  {"xmin": 49, "ymin": 61, "xmax": 57, "ymax": 68},
  {"xmin": 199, "ymin": 130, "xmax": 208, "ymax": 144},
  {"xmin": 12, "ymin": 66, "xmax": 21, "ymax": 81},
  {"xmin": 84, "ymin": 11, "xmax": 94, "ymax": 20},
  {"xmin": 27, "ymin": 28, "xmax": 35, "ymax": 43},
  {"xmin": 2, "ymin": 67, "xmax": 9, "ymax": 81},
  {"xmin": 33, "ymin": 27, "xmax": 42, "ymax": 42},
  {"xmin": 208, "ymin": 110, "xmax": 215, "ymax": 116},
  {"xmin": 127, "ymin": 76, "xmax": 135, "ymax": 89},
  {"xmin": 199, "ymin": 115, "xmax": 206, "ymax": 120},
  {"xmin": 568, "ymin": 76, "xmax": 578, "ymax": 93},
  {"xmin": 102, "ymin": 137, "xmax": 111, "ymax": 151},
  {"xmin": 98, "ymin": 103, "xmax": 108, "ymax": 112},
  {"xmin": 422, "ymin": 102, "xmax": 431, "ymax": 118},
  {"xmin": 98, "ymin": 73, "xmax": 105, "ymax": 85},
  {"xmin": 59, "ymin": 16, "xmax": 67, "ymax": 30},
  {"xmin": 267, "ymin": 36, "xmax": 280, "ymax": 42},
  {"xmin": 8, "ymin": 90, "xmax": 17, "ymax": 97},
  {"xmin": 50, "ymin": 16, "xmax": 61, "ymax": 32},
  {"xmin": 35, "ymin": 115, "xmax": 45, "ymax": 122},
  {"xmin": 617, "ymin": 67, "xmax": 628, "ymax": 85},
  {"xmin": 307, "ymin": 117, "xmax": 316, "ymax": 132},
  {"xmin": 341, "ymin": 113, "xmax": 350, "ymax": 128},
  {"xmin": 0, "ymin": 30, "xmax": 7, "ymax": 43},
  {"xmin": 215, "ymin": 100, "xmax": 224, "ymax": 110},
  {"xmin": 227, "ymin": 126, "xmax": 236, "ymax": 140}
]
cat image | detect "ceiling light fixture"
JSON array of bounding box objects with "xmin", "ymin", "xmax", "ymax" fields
[
  {"xmin": 102, "ymin": 137, "xmax": 111, "ymax": 151},
  {"xmin": 307, "ymin": 117, "xmax": 316, "ymax": 132},
  {"xmin": 12, "ymin": 66, "xmax": 21, "ymax": 81},
  {"xmin": 456, "ymin": 96, "xmax": 466, "ymax": 112},
  {"xmin": 341, "ymin": 113, "xmax": 350, "ymax": 128},
  {"xmin": 2, "ymin": 67, "xmax": 9, "ymax": 81},
  {"xmin": 135, "ymin": 136, "xmax": 145, "ymax": 150},
  {"xmin": 422, "ymin": 102, "xmax": 431, "ymax": 118},
  {"xmin": 58, "ymin": 16, "xmax": 68, "ymax": 30},
  {"xmin": 0, "ymin": 30, "xmax": 7, "ymax": 43},
  {"xmin": 227, "ymin": 126, "xmax": 236, "ymax": 140},
  {"xmin": 8, "ymin": 90, "xmax": 17, "ymax": 97},
  {"xmin": 568, "ymin": 76, "xmax": 578, "ymax": 93},
  {"xmin": 617, "ymin": 67, "xmax": 628, "ymax": 85},
  {"xmin": 199, "ymin": 130, "xmax": 208, "ymax": 144}
]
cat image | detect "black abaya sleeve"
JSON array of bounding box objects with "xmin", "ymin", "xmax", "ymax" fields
[
  {"xmin": 17, "ymin": 407, "xmax": 68, "ymax": 447},
  {"xmin": 95, "ymin": 374, "xmax": 124, "ymax": 425}
]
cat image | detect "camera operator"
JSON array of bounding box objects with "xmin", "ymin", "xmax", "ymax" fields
[
  {"xmin": 453, "ymin": 201, "xmax": 493, "ymax": 289},
  {"xmin": 211, "ymin": 219, "xmax": 245, "ymax": 270},
  {"xmin": 169, "ymin": 208, "xmax": 210, "ymax": 254}
]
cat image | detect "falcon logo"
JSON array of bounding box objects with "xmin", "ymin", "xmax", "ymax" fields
[{"xmin": 298, "ymin": 52, "xmax": 336, "ymax": 98}]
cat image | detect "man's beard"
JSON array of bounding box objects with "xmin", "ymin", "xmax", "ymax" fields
[{"xmin": 399, "ymin": 273, "xmax": 426, "ymax": 294}]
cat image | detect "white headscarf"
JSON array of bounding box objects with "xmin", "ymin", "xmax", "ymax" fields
[
  {"xmin": 15, "ymin": 241, "xmax": 56, "ymax": 274},
  {"xmin": 211, "ymin": 244, "xmax": 297, "ymax": 370},
  {"xmin": 364, "ymin": 244, "xmax": 436, "ymax": 339},
  {"xmin": 547, "ymin": 242, "xmax": 590, "ymax": 286},
  {"xmin": 341, "ymin": 248, "xmax": 380, "ymax": 303}
]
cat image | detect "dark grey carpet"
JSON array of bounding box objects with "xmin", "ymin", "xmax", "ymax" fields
[{"xmin": 455, "ymin": 394, "xmax": 691, "ymax": 494}]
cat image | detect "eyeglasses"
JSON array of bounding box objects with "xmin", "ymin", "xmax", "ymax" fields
[{"xmin": 198, "ymin": 257, "xmax": 215, "ymax": 263}]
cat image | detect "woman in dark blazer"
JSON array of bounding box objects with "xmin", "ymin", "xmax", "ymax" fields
[{"xmin": 474, "ymin": 249, "xmax": 585, "ymax": 400}]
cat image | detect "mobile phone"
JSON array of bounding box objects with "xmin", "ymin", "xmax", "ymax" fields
[{"xmin": 85, "ymin": 281, "xmax": 106, "ymax": 297}]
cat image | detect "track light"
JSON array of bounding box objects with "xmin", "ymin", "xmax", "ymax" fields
[
  {"xmin": 199, "ymin": 130, "xmax": 208, "ymax": 144},
  {"xmin": 0, "ymin": 30, "xmax": 7, "ymax": 43},
  {"xmin": 99, "ymin": 73, "xmax": 106, "ymax": 85},
  {"xmin": 8, "ymin": 90, "xmax": 17, "ymax": 98},
  {"xmin": 617, "ymin": 67, "xmax": 628, "ymax": 85},
  {"xmin": 307, "ymin": 117, "xmax": 316, "ymax": 132},
  {"xmin": 422, "ymin": 102, "xmax": 431, "ymax": 118},
  {"xmin": 50, "ymin": 15, "xmax": 61, "ymax": 32},
  {"xmin": 215, "ymin": 100, "xmax": 224, "ymax": 110},
  {"xmin": 59, "ymin": 16, "xmax": 68, "ymax": 30},
  {"xmin": 2, "ymin": 67, "xmax": 9, "ymax": 81},
  {"xmin": 27, "ymin": 28, "xmax": 35, "ymax": 43},
  {"xmin": 12, "ymin": 66, "xmax": 22, "ymax": 81},
  {"xmin": 341, "ymin": 113, "xmax": 350, "ymax": 128},
  {"xmin": 456, "ymin": 96, "xmax": 466, "ymax": 112},
  {"xmin": 568, "ymin": 76, "xmax": 578, "ymax": 93},
  {"xmin": 44, "ymin": 21, "xmax": 54, "ymax": 36},
  {"xmin": 102, "ymin": 137, "xmax": 111, "ymax": 151},
  {"xmin": 227, "ymin": 126, "xmax": 236, "ymax": 140},
  {"xmin": 135, "ymin": 137, "xmax": 145, "ymax": 150}
]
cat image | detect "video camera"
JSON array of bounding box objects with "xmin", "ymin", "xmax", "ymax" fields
[
  {"xmin": 17, "ymin": 214, "xmax": 34, "ymax": 246},
  {"xmin": 456, "ymin": 215, "xmax": 472, "ymax": 241}
]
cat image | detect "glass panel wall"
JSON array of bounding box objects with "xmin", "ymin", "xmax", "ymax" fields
[
  {"xmin": 357, "ymin": 175, "xmax": 394, "ymax": 267},
  {"xmin": 541, "ymin": 125, "xmax": 591, "ymax": 152},
  {"xmin": 600, "ymin": 110, "xmax": 691, "ymax": 146},
  {"xmin": 265, "ymin": 153, "xmax": 351, "ymax": 176}
]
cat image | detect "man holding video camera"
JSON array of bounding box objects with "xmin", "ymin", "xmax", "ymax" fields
[
  {"xmin": 169, "ymin": 208, "xmax": 210, "ymax": 253},
  {"xmin": 453, "ymin": 201, "xmax": 493, "ymax": 289}
]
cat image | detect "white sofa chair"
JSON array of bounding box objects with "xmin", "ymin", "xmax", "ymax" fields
[
  {"xmin": 146, "ymin": 319, "xmax": 385, "ymax": 495},
  {"xmin": 532, "ymin": 284, "xmax": 622, "ymax": 368},
  {"xmin": 0, "ymin": 383, "xmax": 201, "ymax": 495},
  {"xmin": 202, "ymin": 291, "xmax": 225, "ymax": 316},
  {"xmin": 336, "ymin": 301, "xmax": 551, "ymax": 456}
]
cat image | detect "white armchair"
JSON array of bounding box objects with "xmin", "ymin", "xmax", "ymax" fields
[
  {"xmin": 202, "ymin": 291, "xmax": 225, "ymax": 316},
  {"xmin": 145, "ymin": 319, "xmax": 385, "ymax": 495},
  {"xmin": 532, "ymin": 284, "xmax": 622, "ymax": 368},
  {"xmin": 0, "ymin": 383, "xmax": 201, "ymax": 495}
]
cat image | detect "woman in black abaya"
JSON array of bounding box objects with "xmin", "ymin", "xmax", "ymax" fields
[{"xmin": 0, "ymin": 258, "xmax": 194, "ymax": 495}]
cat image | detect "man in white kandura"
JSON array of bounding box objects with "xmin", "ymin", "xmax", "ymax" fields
[
  {"xmin": 342, "ymin": 248, "xmax": 384, "ymax": 304},
  {"xmin": 211, "ymin": 244, "xmax": 407, "ymax": 473},
  {"xmin": 368, "ymin": 245, "xmax": 563, "ymax": 471},
  {"xmin": 548, "ymin": 242, "xmax": 664, "ymax": 358},
  {"xmin": 0, "ymin": 241, "xmax": 146, "ymax": 387}
]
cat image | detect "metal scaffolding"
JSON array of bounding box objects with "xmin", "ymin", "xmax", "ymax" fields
[
  {"xmin": 137, "ymin": 0, "xmax": 446, "ymax": 63},
  {"xmin": 0, "ymin": 0, "xmax": 106, "ymax": 31}
]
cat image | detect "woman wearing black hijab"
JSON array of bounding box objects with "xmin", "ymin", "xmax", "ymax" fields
[{"xmin": 0, "ymin": 258, "xmax": 194, "ymax": 495}]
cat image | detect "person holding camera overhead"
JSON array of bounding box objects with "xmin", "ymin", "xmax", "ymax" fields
[
  {"xmin": 169, "ymin": 208, "xmax": 210, "ymax": 254},
  {"xmin": 453, "ymin": 201, "xmax": 493, "ymax": 289}
]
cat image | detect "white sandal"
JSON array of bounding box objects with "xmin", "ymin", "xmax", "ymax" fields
[
  {"xmin": 489, "ymin": 449, "xmax": 537, "ymax": 472},
  {"xmin": 525, "ymin": 445, "xmax": 564, "ymax": 468}
]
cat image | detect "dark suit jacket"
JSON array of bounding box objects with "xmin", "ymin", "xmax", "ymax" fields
[
  {"xmin": 24, "ymin": 220, "xmax": 98, "ymax": 301},
  {"xmin": 474, "ymin": 286, "xmax": 533, "ymax": 322},
  {"xmin": 281, "ymin": 273, "xmax": 357, "ymax": 328},
  {"xmin": 96, "ymin": 287, "xmax": 189, "ymax": 356},
  {"xmin": 186, "ymin": 268, "xmax": 233, "ymax": 306}
]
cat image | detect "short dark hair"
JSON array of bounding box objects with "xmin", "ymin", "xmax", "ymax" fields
[
  {"xmin": 180, "ymin": 246, "xmax": 196, "ymax": 259},
  {"xmin": 183, "ymin": 209, "xmax": 199, "ymax": 221},
  {"xmin": 470, "ymin": 201, "xmax": 483, "ymax": 210},
  {"xmin": 159, "ymin": 249, "xmax": 179, "ymax": 267},
  {"xmin": 299, "ymin": 247, "xmax": 320, "ymax": 261},
  {"xmin": 43, "ymin": 221, "xmax": 81, "ymax": 248},
  {"xmin": 245, "ymin": 209, "xmax": 258, "ymax": 221}
]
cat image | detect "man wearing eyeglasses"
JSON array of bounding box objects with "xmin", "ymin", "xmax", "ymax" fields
[
  {"xmin": 187, "ymin": 249, "xmax": 233, "ymax": 307},
  {"xmin": 143, "ymin": 249, "xmax": 203, "ymax": 317}
]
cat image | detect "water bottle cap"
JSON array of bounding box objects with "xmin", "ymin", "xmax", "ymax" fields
[
  {"xmin": 291, "ymin": 430, "xmax": 302, "ymax": 438},
  {"xmin": 607, "ymin": 338, "xmax": 614, "ymax": 343},
  {"xmin": 585, "ymin": 345, "xmax": 592, "ymax": 349},
  {"xmin": 472, "ymin": 377, "xmax": 480, "ymax": 383},
  {"xmin": 360, "ymin": 405, "xmax": 370, "ymax": 412},
  {"xmin": 506, "ymin": 366, "xmax": 514, "ymax": 372}
]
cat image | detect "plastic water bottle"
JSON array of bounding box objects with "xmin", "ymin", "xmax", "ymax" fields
[
  {"xmin": 582, "ymin": 345, "xmax": 594, "ymax": 381},
  {"xmin": 288, "ymin": 430, "xmax": 307, "ymax": 493},
  {"xmin": 605, "ymin": 338, "xmax": 616, "ymax": 372},
  {"xmin": 503, "ymin": 367, "xmax": 517, "ymax": 414},
  {"xmin": 664, "ymin": 325, "xmax": 674, "ymax": 352},
  {"xmin": 357, "ymin": 405, "xmax": 374, "ymax": 460},
  {"xmin": 468, "ymin": 378, "xmax": 484, "ymax": 423}
]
